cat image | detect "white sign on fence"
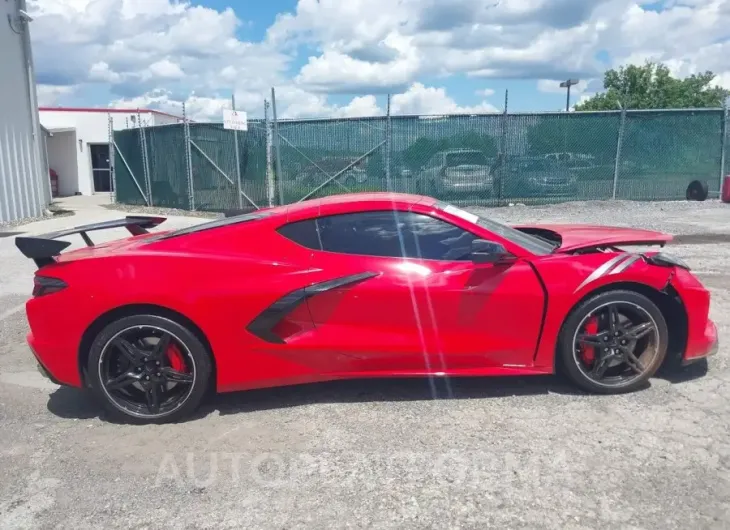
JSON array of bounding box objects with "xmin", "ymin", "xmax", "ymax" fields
[{"xmin": 223, "ymin": 109, "xmax": 248, "ymax": 131}]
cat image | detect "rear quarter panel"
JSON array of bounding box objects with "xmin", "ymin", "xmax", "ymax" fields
[{"xmin": 30, "ymin": 217, "xmax": 327, "ymax": 391}]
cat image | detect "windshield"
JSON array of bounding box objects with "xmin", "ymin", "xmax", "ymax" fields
[
  {"xmin": 436, "ymin": 202, "xmax": 556, "ymax": 255},
  {"xmin": 445, "ymin": 152, "xmax": 488, "ymax": 167}
]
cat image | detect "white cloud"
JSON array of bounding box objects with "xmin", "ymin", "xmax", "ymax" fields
[
  {"xmin": 475, "ymin": 88, "xmax": 496, "ymax": 97},
  {"xmin": 271, "ymin": 0, "xmax": 730, "ymax": 97},
  {"xmin": 27, "ymin": 0, "xmax": 289, "ymax": 115},
  {"xmin": 88, "ymin": 62, "xmax": 121, "ymax": 83},
  {"xmin": 392, "ymin": 83, "xmax": 499, "ymax": 115},
  {"xmin": 147, "ymin": 59, "xmax": 185, "ymax": 80},
  {"xmin": 111, "ymin": 82, "xmax": 502, "ymax": 121},
  {"xmin": 36, "ymin": 84, "xmax": 78, "ymax": 106},
  {"xmin": 27, "ymin": 0, "xmax": 730, "ymax": 117},
  {"xmin": 109, "ymin": 90, "xmax": 229, "ymax": 122},
  {"xmin": 109, "ymin": 88, "xmax": 383, "ymax": 121}
]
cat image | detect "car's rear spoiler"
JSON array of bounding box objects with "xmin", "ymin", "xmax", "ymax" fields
[{"xmin": 15, "ymin": 216, "xmax": 166, "ymax": 268}]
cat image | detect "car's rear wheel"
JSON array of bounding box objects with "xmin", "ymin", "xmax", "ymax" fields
[
  {"xmin": 558, "ymin": 290, "xmax": 668, "ymax": 394},
  {"xmin": 87, "ymin": 314, "xmax": 212, "ymax": 424}
]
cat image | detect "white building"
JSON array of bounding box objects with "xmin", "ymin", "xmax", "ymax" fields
[
  {"xmin": 0, "ymin": 0, "xmax": 51, "ymax": 223},
  {"xmin": 39, "ymin": 108, "xmax": 182, "ymax": 197}
]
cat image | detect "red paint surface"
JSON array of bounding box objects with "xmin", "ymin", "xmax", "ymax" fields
[{"xmin": 23, "ymin": 193, "xmax": 717, "ymax": 391}]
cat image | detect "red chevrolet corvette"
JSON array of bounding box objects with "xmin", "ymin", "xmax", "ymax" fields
[{"xmin": 16, "ymin": 193, "xmax": 717, "ymax": 423}]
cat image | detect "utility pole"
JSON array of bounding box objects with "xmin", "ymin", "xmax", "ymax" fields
[{"xmin": 560, "ymin": 79, "xmax": 580, "ymax": 111}]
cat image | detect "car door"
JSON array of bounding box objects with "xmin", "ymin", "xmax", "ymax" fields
[
  {"xmin": 276, "ymin": 210, "xmax": 436, "ymax": 373},
  {"xmin": 276, "ymin": 207, "xmax": 546, "ymax": 374},
  {"xmin": 402, "ymin": 210, "xmax": 547, "ymax": 372}
]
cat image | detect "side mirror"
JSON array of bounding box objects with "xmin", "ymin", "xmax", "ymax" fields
[{"xmin": 471, "ymin": 239, "xmax": 513, "ymax": 265}]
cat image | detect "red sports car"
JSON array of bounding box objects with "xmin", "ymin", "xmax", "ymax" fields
[{"xmin": 16, "ymin": 193, "xmax": 717, "ymax": 424}]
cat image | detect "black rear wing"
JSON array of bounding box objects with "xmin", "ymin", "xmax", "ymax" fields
[{"xmin": 15, "ymin": 216, "xmax": 166, "ymax": 268}]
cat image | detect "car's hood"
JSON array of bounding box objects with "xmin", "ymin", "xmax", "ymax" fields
[{"xmin": 514, "ymin": 223, "xmax": 673, "ymax": 252}]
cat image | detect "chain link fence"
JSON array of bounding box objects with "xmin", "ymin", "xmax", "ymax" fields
[{"xmin": 113, "ymin": 104, "xmax": 729, "ymax": 211}]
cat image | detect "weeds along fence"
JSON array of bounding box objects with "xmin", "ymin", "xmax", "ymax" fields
[{"xmin": 112, "ymin": 107, "xmax": 729, "ymax": 212}]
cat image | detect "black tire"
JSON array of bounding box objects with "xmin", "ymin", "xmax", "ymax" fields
[
  {"xmin": 87, "ymin": 314, "xmax": 212, "ymax": 424},
  {"xmin": 558, "ymin": 290, "xmax": 668, "ymax": 394},
  {"xmin": 686, "ymin": 180, "xmax": 709, "ymax": 201}
]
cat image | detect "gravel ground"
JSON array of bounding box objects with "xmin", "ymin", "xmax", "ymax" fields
[
  {"xmin": 1, "ymin": 199, "xmax": 729, "ymax": 529},
  {"xmin": 0, "ymin": 207, "xmax": 74, "ymax": 231}
]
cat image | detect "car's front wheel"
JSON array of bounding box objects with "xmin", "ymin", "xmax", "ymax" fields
[
  {"xmin": 87, "ymin": 314, "xmax": 212, "ymax": 424},
  {"xmin": 558, "ymin": 290, "xmax": 668, "ymax": 394}
]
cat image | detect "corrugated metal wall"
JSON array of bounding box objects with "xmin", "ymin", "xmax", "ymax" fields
[{"xmin": 0, "ymin": 0, "xmax": 50, "ymax": 224}]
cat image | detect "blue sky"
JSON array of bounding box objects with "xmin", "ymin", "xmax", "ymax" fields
[{"xmin": 28, "ymin": 0, "xmax": 730, "ymax": 120}]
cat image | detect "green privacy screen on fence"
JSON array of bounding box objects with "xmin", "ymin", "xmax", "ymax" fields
[{"xmin": 114, "ymin": 108, "xmax": 727, "ymax": 211}]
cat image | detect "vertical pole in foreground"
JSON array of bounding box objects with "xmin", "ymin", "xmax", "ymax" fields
[
  {"xmin": 183, "ymin": 101, "xmax": 196, "ymax": 211},
  {"xmin": 566, "ymin": 85, "xmax": 571, "ymax": 112},
  {"xmin": 264, "ymin": 99, "xmax": 275, "ymax": 207},
  {"xmin": 138, "ymin": 109, "xmax": 153, "ymax": 206},
  {"xmin": 271, "ymin": 87, "xmax": 284, "ymax": 205},
  {"xmin": 612, "ymin": 105, "xmax": 627, "ymax": 200},
  {"xmin": 385, "ymin": 94, "xmax": 392, "ymax": 191},
  {"xmin": 232, "ymin": 94, "xmax": 243, "ymax": 209},
  {"xmin": 719, "ymin": 102, "xmax": 728, "ymax": 195},
  {"xmin": 498, "ymin": 89, "xmax": 509, "ymax": 202},
  {"xmin": 108, "ymin": 113, "xmax": 116, "ymax": 204}
]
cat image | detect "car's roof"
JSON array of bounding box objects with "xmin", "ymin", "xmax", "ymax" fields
[
  {"xmin": 157, "ymin": 193, "xmax": 436, "ymax": 240},
  {"xmin": 284, "ymin": 192, "xmax": 434, "ymax": 219}
]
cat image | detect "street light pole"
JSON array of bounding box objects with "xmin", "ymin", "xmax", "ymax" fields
[{"xmin": 560, "ymin": 79, "xmax": 579, "ymax": 111}]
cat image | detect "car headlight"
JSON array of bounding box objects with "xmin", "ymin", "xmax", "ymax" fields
[{"xmin": 645, "ymin": 252, "xmax": 690, "ymax": 270}]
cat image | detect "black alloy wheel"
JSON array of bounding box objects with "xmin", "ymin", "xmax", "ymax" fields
[
  {"xmin": 87, "ymin": 314, "xmax": 212, "ymax": 424},
  {"xmin": 559, "ymin": 290, "xmax": 668, "ymax": 393}
]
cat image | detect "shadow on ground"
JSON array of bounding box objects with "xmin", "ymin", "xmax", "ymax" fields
[
  {"xmin": 44, "ymin": 363, "xmax": 710, "ymax": 424},
  {"xmin": 46, "ymin": 375, "xmax": 574, "ymax": 423}
]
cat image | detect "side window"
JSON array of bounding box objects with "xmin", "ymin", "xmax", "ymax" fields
[
  {"xmin": 314, "ymin": 211, "xmax": 478, "ymax": 261},
  {"xmin": 277, "ymin": 219, "xmax": 322, "ymax": 250},
  {"xmin": 406, "ymin": 213, "xmax": 477, "ymax": 261},
  {"xmin": 317, "ymin": 211, "xmax": 406, "ymax": 257}
]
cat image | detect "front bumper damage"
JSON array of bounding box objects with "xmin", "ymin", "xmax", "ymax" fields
[{"xmin": 682, "ymin": 319, "xmax": 719, "ymax": 366}]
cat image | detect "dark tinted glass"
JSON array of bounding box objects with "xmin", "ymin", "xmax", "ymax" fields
[
  {"xmin": 317, "ymin": 211, "xmax": 406, "ymax": 257},
  {"xmin": 445, "ymin": 152, "xmax": 488, "ymax": 167},
  {"xmin": 406, "ymin": 213, "xmax": 477, "ymax": 261},
  {"xmin": 278, "ymin": 219, "xmax": 321, "ymax": 249},
  {"xmin": 315, "ymin": 211, "xmax": 477, "ymax": 261}
]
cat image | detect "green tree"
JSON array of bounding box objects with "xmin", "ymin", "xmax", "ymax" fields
[
  {"xmin": 526, "ymin": 114, "xmax": 620, "ymax": 163},
  {"xmin": 576, "ymin": 62, "xmax": 729, "ymax": 111}
]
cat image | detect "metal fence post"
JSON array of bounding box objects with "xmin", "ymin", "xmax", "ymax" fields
[
  {"xmin": 231, "ymin": 94, "xmax": 243, "ymax": 209},
  {"xmin": 271, "ymin": 87, "xmax": 284, "ymax": 205},
  {"xmin": 108, "ymin": 113, "xmax": 116, "ymax": 204},
  {"xmin": 612, "ymin": 105, "xmax": 627, "ymax": 200},
  {"xmin": 183, "ymin": 101, "xmax": 196, "ymax": 211},
  {"xmin": 385, "ymin": 94, "xmax": 392, "ymax": 190},
  {"xmin": 720, "ymin": 102, "xmax": 728, "ymax": 192},
  {"xmin": 264, "ymin": 99, "xmax": 275, "ymax": 207},
  {"xmin": 138, "ymin": 109, "xmax": 153, "ymax": 206},
  {"xmin": 498, "ymin": 89, "xmax": 508, "ymax": 202}
]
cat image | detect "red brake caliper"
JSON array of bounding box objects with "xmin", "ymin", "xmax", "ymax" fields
[
  {"xmin": 580, "ymin": 316, "xmax": 599, "ymax": 365},
  {"xmin": 166, "ymin": 344, "xmax": 187, "ymax": 373}
]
